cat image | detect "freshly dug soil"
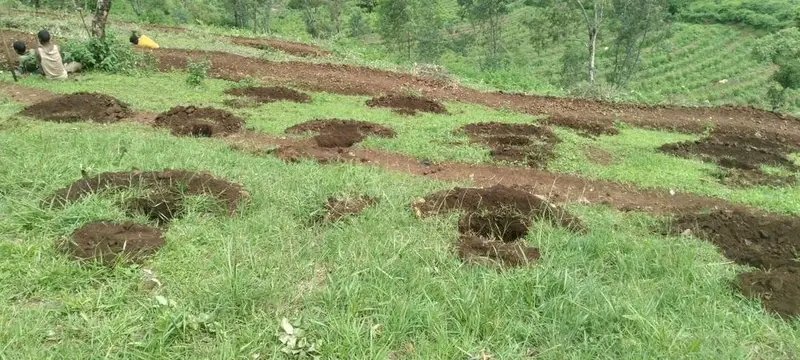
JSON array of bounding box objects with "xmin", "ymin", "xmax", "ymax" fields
[
  {"xmin": 366, "ymin": 94, "xmax": 448, "ymax": 115},
  {"xmin": 154, "ymin": 106, "xmax": 245, "ymax": 137},
  {"xmin": 125, "ymin": 190, "xmax": 185, "ymax": 225},
  {"xmin": 670, "ymin": 209, "xmax": 800, "ymax": 270},
  {"xmin": 225, "ymin": 86, "xmax": 311, "ymax": 105},
  {"xmin": 414, "ymin": 184, "xmax": 585, "ymax": 233},
  {"xmin": 738, "ymin": 267, "xmax": 800, "ymax": 319},
  {"xmin": 62, "ymin": 221, "xmax": 164, "ymax": 265},
  {"xmin": 542, "ymin": 114, "xmax": 619, "ymax": 137},
  {"xmin": 285, "ymin": 119, "xmax": 396, "ymax": 148},
  {"xmin": 457, "ymin": 234, "xmax": 541, "ymax": 268},
  {"xmin": 20, "ymin": 92, "xmax": 132, "ymax": 123},
  {"xmin": 458, "ymin": 210, "xmax": 531, "ymax": 243},
  {"xmin": 660, "ymin": 130, "xmax": 799, "ymax": 186},
  {"xmin": 231, "ymin": 37, "xmax": 331, "ymax": 57},
  {"xmin": 46, "ymin": 170, "xmax": 247, "ymax": 215},
  {"xmin": 460, "ymin": 122, "xmax": 560, "ymax": 168},
  {"xmin": 314, "ymin": 195, "xmax": 378, "ymax": 223}
]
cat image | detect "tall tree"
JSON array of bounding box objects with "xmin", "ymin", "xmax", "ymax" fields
[
  {"xmin": 607, "ymin": 0, "xmax": 669, "ymax": 87},
  {"xmin": 376, "ymin": 0, "xmax": 414, "ymax": 59},
  {"xmin": 91, "ymin": 0, "xmax": 113, "ymax": 39},
  {"xmin": 573, "ymin": 0, "xmax": 606, "ymax": 83},
  {"xmin": 458, "ymin": 0, "xmax": 510, "ymax": 68}
]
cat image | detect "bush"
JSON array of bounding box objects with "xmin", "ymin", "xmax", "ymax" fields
[
  {"xmin": 678, "ymin": 0, "xmax": 799, "ymax": 31},
  {"xmin": 62, "ymin": 31, "xmax": 143, "ymax": 73},
  {"xmin": 186, "ymin": 59, "xmax": 211, "ymax": 87}
]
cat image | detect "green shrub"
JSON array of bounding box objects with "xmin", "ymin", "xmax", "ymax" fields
[
  {"xmin": 678, "ymin": 0, "xmax": 799, "ymax": 31},
  {"xmin": 186, "ymin": 59, "xmax": 211, "ymax": 87},
  {"xmin": 62, "ymin": 31, "xmax": 143, "ymax": 73}
]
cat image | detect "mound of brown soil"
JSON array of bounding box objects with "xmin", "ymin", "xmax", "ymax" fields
[
  {"xmin": 231, "ymin": 37, "xmax": 331, "ymax": 57},
  {"xmin": 314, "ymin": 195, "xmax": 378, "ymax": 223},
  {"xmin": 738, "ymin": 267, "xmax": 800, "ymax": 318},
  {"xmin": 20, "ymin": 92, "xmax": 132, "ymax": 123},
  {"xmin": 660, "ymin": 130, "xmax": 798, "ymax": 186},
  {"xmin": 460, "ymin": 122, "xmax": 560, "ymax": 168},
  {"xmin": 125, "ymin": 191, "xmax": 184, "ymax": 225},
  {"xmin": 457, "ymin": 234, "xmax": 541, "ymax": 267},
  {"xmin": 225, "ymin": 86, "xmax": 311, "ymax": 105},
  {"xmin": 62, "ymin": 221, "xmax": 164, "ymax": 265},
  {"xmin": 415, "ymin": 185, "xmax": 585, "ymax": 268},
  {"xmin": 543, "ymin": 114, "xmax": 619, "ymax": 137},
  {"xmin": 366, "ymin": 94, "xmax": 448, "ymax": 115},
  {"xmin": 154, "ymin": 106, "xmax": 244, "ymax": 137},
  {"xmin": 670, "ymin": 209, "xmax": 800, "ymax": 270},
  {"xmin": 46, "ymin": 170, "xmax": 247, "ymax": 215},
  {"xmin": 285, "ymin": 119, "xmax": 396, "ymax": 148}
]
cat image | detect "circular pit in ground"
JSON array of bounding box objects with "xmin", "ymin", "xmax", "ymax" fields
[
  {"xmin": 154, "ymin": 106, "xmax": 245, "ymax": 137},
  {"xmin": 63, "ymin": 221, "xmax": 164, "ymax": 265}
]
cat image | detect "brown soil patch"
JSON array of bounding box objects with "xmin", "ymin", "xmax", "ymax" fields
[
  {"xmin": 670, "ymin": 209, "xmax": 800, "ymax": 270},
  {"xmin": 738, "ymin": 267, "xmax": 800, "ymax": 319},
  {"xmin": 146, "ymin": 47, "xmax": 800, "ymax": 146},
  {"xmin": 661, "ymin": 130, "xmax": 798, "ymax": 186},
  {"xmin": 154, "ymin": 106, "xmax": 245, "ymax": 137},
  {"xmin": 415, "ymin": 185, "xmax": 584, "ymax": 268},
  {"xmin": 366, "ymin": 94, "xmax": 448, "ymax": 115},
  {"xmin": 231, "ymin": 37, "xmax": 331, "ymax": 57},
  {"xmin": 125, "ymin": 191, "xmax": 184, "ymax": 225},
  {"xmin": 460, "ymin": 122, "xmax": 559, "ymax": 168},
  {"xmin": 224, "ymin": 86, "xmax": 311, "ymax": 105},
  {"xmin": 46, "ymin": 170, "xmax": 247, "ymax": 215},
  {"xmin": 543, "ymin": 114, "xmax": 619, "ymax": 137},
  {"xmin": 62, "ymin": 221, "xmax": 164, "ymax": 265},
  {"xmin": 314, "ymin": 195, "xmax": 378, "ymax": 223},
  {"xmin": 285, "ymin": 119, "xmax": 396, "ymax": 148},
  {"xmin": 20, "ymin": 93, "xmax": 132, "ymax": 123},
  {"xmin": 584, "ymin": 146, "xmax": 614, "ymax": 166}
]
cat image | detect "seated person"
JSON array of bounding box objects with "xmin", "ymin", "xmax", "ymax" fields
[
  {"xmin": 130, "ymin": 31, "xmax": 159, "ymax": 49},
  {"xmin": 12, "ymin": 40, "xmax": 40, "ymax": 76},
  {"xmin": 34, "ymin": 30, "xmax": 83, "ymax": 80}
]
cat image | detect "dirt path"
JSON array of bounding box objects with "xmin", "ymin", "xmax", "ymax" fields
[{"xmin": 148, "ymin": 48, "xmax": 800, "ymax": 146}]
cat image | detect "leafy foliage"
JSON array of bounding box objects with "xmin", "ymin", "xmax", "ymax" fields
[
  {"xmin": 62, "ymin": 31, "xmax": 143, "ymax": 73},
  {"xmin": 676, "ymin": 0, "xmax": 800, "ymax": 31},
  {"xmin": 186, "ymin": 59, "xmax": 211, "ymax": 87}
]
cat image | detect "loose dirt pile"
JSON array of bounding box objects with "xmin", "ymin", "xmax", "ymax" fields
[
  {"xmin": 669, "ymin": 209, "xmax": 800, "ymax": 317},
  {"xmin": 285, "ymin": 119, "xmax": 396, "ymax": 148},
  {"xmin": 224, "ymin": 86, "xmax": 311, "ymax": 106},
  {"xmin": 366, "ymin": 94, "xmax": 448, "ymax": 115},
  {"xmin": 125, "ymin": 191, "xmax": 185, "ymax": 225},
  {"xmin": 46, "ymin": 170, "xmax": 248, "ymax": 216},
  {"xmin": 231, "ymin": 37, "xmax": 331, "ymax": 57},
  {"xmin": 660, "ymin": 130, "xmax": 798, "ymax": 186},
  {"xmin": 20, "ymin": 93, "xmax": 132, "ymax": 123},
  {"xmin": 738, "ymin": 268, "xmax": 800, "ymax": 319},
  {"xmin": 0, "ymin": 29, "xmax": 36, "ymax": 69},
  {"xmin": 542, "ymin": 114, "xmax": 619, "ymax": 137},
  {"xmin": 61, "ymin": 221, "xmax": 165, "ymax": 266},
  {"xmin": 154, "ymin": 106, "xmax": 245, "ymax": 137},
  {"xmin": 314, "ymin": 195, "xmax": 378, "ymax": 223},
  {"xmin": 460, "ymin": 122, "xmax": 560, "ymax": 168},
  {"xmin": 414, "ymin": 185, "xmax": 585, "ymax": 267}
]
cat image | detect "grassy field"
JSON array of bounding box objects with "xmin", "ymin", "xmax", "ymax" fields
[{"xmin": 2, "ymin": 66, "xmax": 800, "ymax": 358}]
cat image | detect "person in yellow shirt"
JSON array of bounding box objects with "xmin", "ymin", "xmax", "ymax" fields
[{"xmin": 129, "ymin": 31, "xmax": 159, "ymax": 49}]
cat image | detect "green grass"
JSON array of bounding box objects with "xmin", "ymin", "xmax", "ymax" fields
[{"xmin": 2, "ymin": 100, "xmax": 800, "ymax": 358}]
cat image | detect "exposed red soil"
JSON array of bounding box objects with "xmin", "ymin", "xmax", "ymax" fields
[
  {"xmin": 460, "ymin": 122, "xmax": 559, "ymax": 168},
  {"xmin": 314, "ymin": 195, "xmax": 378, "ymax": 223},
  {"xmin": 366, "ymin": 94, "xmax": 448, "ymax": 115},
  {"xmin": 62, "ymin": 221, "xmax": 164, "ymax": 265},
  {"xmin": 224, "ymin": 86, "xmax": 311, "ymax": 105},
  {"xmin": 456, "ymin": 233, "xmax": 541, "ymax": 267},
  {"xmin": 285, "ymin": 119, "xmax": 396, "ymax": 148},
  {"xmin": 661, "ymin": 130, "xmax": 799, "ymax": 187},
  {"xmin": 231, "ymin": 36, "xmax": 331, "ymax": 57},
  {"xmin": 542, "ymin": 114, "xmax": 620, "ymax": 137},
  {"xmin": 46, "ymin": 170, "xmax": 247, "ymax": 215},
  {"xmin": 738, "ymin": 267, "xmax": 800, "ymax": 319},
  {"xmin": 154, "ymin": 106, "xmax": 245, "ymax": 137},
  {"xmin": 20, "ymin": 93, "xmax": 132, "ymax": 123},
  {"xmin": 144, "ymin": 47, "xmax": 800, "ymax": 146}
]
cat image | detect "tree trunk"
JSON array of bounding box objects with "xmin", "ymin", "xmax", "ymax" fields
[
  {"xmin": 91, "ymin": 0, "xmax": 112, "ymax": 39},
  {"xmin": 588, "ymin": 26, "xmax": 597, "ymax": 83}
]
